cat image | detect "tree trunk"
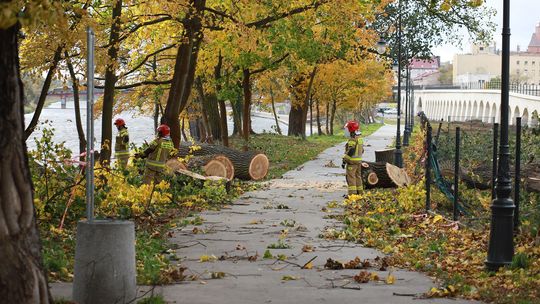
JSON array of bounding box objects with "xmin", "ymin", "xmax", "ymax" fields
[
  {"xmin": 316, "ymin": 97, "xmax": 322, "ymax": 135},
  {"xmin": 330, "ymin": 100, "xmax": 337, "ymax": 135},
  {"xmin": 65, "ymin": 54, "xmax": 87, "ymax": 157},
  {"xmin": 309, "ymin": 94, "xmax": 313, "ymax": 137},
  {"xmin": 0, "ymin": 19, "xmax": 51, "ymax": 303},
  {"xmin": 178, "ymin": 143, "xmax": 269, "ymax": 180},
  {"xmin": 24, "ymin": 46, "xmax": 62, "ymax": 139},
  {"xmin": 232, "ymin": 90, "xmax": 243, "ymax": 136},
  {"xmin": 214, "ymin": 52, "xmax": 228, "ymax": 145},
  {"xmin": 269, "ymin": 85, "xmax": 282, "ymax": 135},
  {"xmin": 162, "ymin": 0, "xmax": 206, "ymax": 148},
  {"xmin": 288, "ymin": 67, "xmax": 316, "ymax": 138},
  {"xmin": 361, "ymin": 162, "xmax": 410, "ymax": 189},
  {"xmin": 195, "ymin": 77, "xmax": 215, "ymax": 142},
  {"xmin": 242, "ymin": 69, "xmax": 252, "ymax": 144},
  {"xmin": 325, "ymin": 101, "xmax": 329, "ymax": 134},
  {"xmin": 100, "ymin": 0, "xmax": 123, "ymax": 165},
  {"xmin": 219, "ymin": 100, "xmax": 228, "ymax": 146}
]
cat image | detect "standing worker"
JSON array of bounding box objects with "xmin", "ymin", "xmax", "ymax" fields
[
  {"xmin": 342, "ymin": 120, "xmax": 363, "ymax": 196},
  {"xmin": 137, "ymin": 124, "xmax": 174, "ymax": 184},
  {"xmin": 114, "ymin": 118, "xmax": 130, "ymax": 168}
]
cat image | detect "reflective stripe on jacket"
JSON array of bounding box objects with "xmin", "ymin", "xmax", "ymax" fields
[
  {"xmin": 115, "ymin": 128, "xmax": 130, "ymax": 156},
  {"xmin": 343, "ymin": 137, "xmax": 363, "ymax": 163},
  {"xmin": 146, "ymin": 137, "xmax": 173, "ymax": 170}
]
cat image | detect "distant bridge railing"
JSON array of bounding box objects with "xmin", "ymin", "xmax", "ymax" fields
[{"xmin": 394, "ymin": 81, "xmax": 540, "ymax": 97}]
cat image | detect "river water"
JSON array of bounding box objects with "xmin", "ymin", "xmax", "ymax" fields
[{"xmin": 24, "ymin": 100, "xmax": 310, "ymax": 154}]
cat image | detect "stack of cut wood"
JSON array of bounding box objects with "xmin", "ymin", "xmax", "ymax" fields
[
  {"xmin": 177, "ymin": 143, "xmax": 269, "ymax": 181},
  {"xmin": 360, "ymin": 161, "xmax": 411, "ymax": 189}
]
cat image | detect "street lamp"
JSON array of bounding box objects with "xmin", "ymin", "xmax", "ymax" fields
[
  {"xmin": 393, "ymin": 0, "xmax": 403, "ymax": 168},
  {"xmin": 376, "ymin": 39, "xmax": 387, "ymax": 55},
  {"xmin": 486, "ymin": 0, "xmax": 514, "ymax": 271}
]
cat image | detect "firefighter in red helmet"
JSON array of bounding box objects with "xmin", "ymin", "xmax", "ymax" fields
[
  {"xmin": 137, "ymin": 124, "xmax": 174, "ymax": 184},
  {"xmin": 342, "ymin": 120, "xmax": 363, "ymax": 196},
  {"xmin": 113, "ymin": 118, "xmax": 130, "ymax": 168}
]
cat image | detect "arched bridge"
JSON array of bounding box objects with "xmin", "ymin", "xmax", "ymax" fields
[{"xmin": 414, "ymin": 88, "xmax": 540, "ymax": 127}]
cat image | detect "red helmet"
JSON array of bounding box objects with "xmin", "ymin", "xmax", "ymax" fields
[
  {"xmin": 157, "ymin": 124, "xmax": 170, "ymax": 137},
  {"xmin": 114, "ymin": 118, "xmax": 125, "ymax": 127},
  {"xmin": 345, "ymin": 120, "xmax": 359, "ymax": 132}
]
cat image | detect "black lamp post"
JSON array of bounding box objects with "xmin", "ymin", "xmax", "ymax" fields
[
  {"xmin": 403, "ymin": 61, "xmax": 411, "ymax": 146},
  {"xmin": 486, "ymin": 0, "xmax": 514, "ymax": 271},
  {"xmin": 393, "ymin": 0, "xmax": 403, "ymax": 168}
]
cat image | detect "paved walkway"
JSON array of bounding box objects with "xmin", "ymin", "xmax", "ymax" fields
[{"xmin": 51, "ymin": 125, "xmax": 476, "ymax": 303}]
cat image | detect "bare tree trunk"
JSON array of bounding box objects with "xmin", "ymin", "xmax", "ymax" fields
[
  {"xmin": 232, "ymin": 96, "xmax": 242, "ymax": 136},
  {"xmin": 288, "ymin": 67, "xmax": 316, "ymax": 138},
  {"xmin": 325, "ymin": 101, "xmax": 329, "ymax": 134},
  {"xmin": 65, "ymin": 54, "xmax": 87, "ymax": 157},
  {"xmin": 330, "ymin": 100, "xmax": 337, "ymax": 135},
  {"xmin": 0, "ymin": 19, "xmax": 51, "ymax": 303},
  {"xmin": 242, "ymin": 69, "xmax": 252, "ymax": 145},
  {"xmin": 269, "ymin": 84, "xmax": 282, "ymax": 135},
  {"xmin": 100, "ymin": 0, "xmax": 123, "ymax": 165},
  {"xmin": 24, "ymin": 47, "xmax": 62, "ymax": 139},
  {"xmin": 214, "ymin": 52, "xmax": 228, "ymax": 145},
  {"xmin": 316, "ymin": 97, "xmax": 323, "ymax": 135},
  {"xmin": 309, "ymin": 94, "xmax": 313, "ymax": 137},
  {"xmin": 162, "ymin": 0, "xmax": 206, "ymax": 148}
]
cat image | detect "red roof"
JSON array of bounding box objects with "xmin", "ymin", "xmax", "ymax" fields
[{"xmin": 409, "ymin": 57, "xmax": 440, "ymax": 69}]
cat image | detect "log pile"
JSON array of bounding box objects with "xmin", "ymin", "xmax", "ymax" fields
[
  {"xmin": 361, "ymin": 161, "xmax": 411, "ymax": 189},
  {"xmin": 178, "ymin": 143, "xmax": 269, "ymax": 180}
]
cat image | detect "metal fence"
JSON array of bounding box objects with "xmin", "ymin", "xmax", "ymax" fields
[
  {"xmin": 394, "ymin": 81, "xmax": 540, "ymax": 97},
  {"xmin": 421, "ymin": 113, "xmax": 529, "ymax": 224}
]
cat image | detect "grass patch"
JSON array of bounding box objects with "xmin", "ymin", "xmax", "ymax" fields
[{"xmin": 138, "ymin": 295, "xmax": 166, "ymax": 304}]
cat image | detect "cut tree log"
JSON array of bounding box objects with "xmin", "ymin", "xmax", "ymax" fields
[
  {"xmin": 361, "ymin": 161, "xmax": 410, "ymax": 189},
  {"xmin": 178, "ymin": 143, "xmax": 268, "ymax": 180},
  {"xmin": 165, "ymin": 158, "xmax": 229, "ymax": 183},
  {"xmin": 213, "ymin": 155, "xmax": 235, "ymax": 180}
]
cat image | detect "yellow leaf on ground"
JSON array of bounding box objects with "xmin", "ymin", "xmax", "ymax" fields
[
  {"xmin": 386, "ymin": 274, "xmax": 395, "ymax": 284},
  {"xmin": 304, "ymin": 262, "xmax": 313, "ymax": 269},
  {"xmin": 282, "ymin": 275, "xmax": 298, "ymax": 281},
  {"xmin": 199, "ymin": 254, "xmax": 217, "ymax": 262},
  {"xmin": 433, "ymin": 214, "xmax": 443, "ymax": 224}
]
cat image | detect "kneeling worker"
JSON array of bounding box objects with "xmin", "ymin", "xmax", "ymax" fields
[
  {"xmin": 342, "ymin": 120, "xmax": 363, "ymax": 196},
  {"xmin": 138, "ymin": 124, "xmax": 174, "ymax": 184}
]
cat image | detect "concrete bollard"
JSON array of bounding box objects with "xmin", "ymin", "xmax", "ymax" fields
[{"xmin": 73, "ymin": 220, "xmax": 136, "ymax": 304}]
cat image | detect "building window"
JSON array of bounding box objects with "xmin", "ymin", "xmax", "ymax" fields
[
  {"xmin": 533, "ymin": 61, "xmax": 536, "ymax": 65},
  {"xmin": 525, "ymin": 61, "xmax": 528, "ymax": 65},
  {"xmin": 517, "ymin": 60, "xmax": 520, "ymax": 65},
  {"xmin": 479, "ymin": 46, "xmax": 484, "ymax": 51}
]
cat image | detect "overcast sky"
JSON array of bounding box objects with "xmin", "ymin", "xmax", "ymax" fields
[{"xmin": 432, "ymin": 0, "xmax": 540, "ymax": 63}]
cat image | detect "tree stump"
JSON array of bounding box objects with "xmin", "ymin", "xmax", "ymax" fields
[
  {"xmin": 375, "ymin": 149, "xmax": 395, "ymax": 164},
  {"xmin": 361, "ymin": 161, "xmax": 410, "ymax": 189}
]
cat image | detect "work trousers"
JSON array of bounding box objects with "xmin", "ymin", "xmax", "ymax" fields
[
  {"xmin": 142, "ymin": 167, "xmax": 162, "ymax": 185},
  {"xmin": 116, "ymin": 155, "xmax": 129, "ymax": 169},
  {"xmin": 345, "ymin": 163, "xmax": 362, "ymax": 195}
]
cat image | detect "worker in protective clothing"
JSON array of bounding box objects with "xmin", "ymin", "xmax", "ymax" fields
[
  {"xmin": 137, "ymin": 124, "xmax": 174, "ymax": 184},
  {"xmin": 342, "ymin": 120, "xmax": 363, "ymax": 196},
  {"xmin": 114, "ymin": 118, "xmax": 130, "ymax": 168}
]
